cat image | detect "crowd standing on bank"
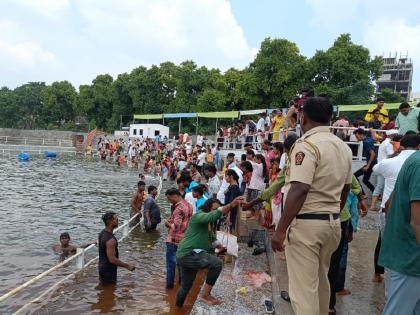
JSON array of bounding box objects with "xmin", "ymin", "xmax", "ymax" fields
[{"xmin": 54, "ymin": 92, "xmax": 420, "ymax": 314}]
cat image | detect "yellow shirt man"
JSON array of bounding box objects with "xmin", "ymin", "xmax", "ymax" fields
[
  {"xmin": 272, "ymin": 113, "xmax": 286, "ymax": 141},
  {"xmin": 364, "ymin": 99, "xmax": 389, "ymax": 124}
]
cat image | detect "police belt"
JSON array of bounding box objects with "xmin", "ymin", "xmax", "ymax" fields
[{"xmin": 296, "ymin": 213, "xmax": 339, "ymax": 220}]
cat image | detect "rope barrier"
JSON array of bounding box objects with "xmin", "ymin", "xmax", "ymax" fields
[{"xmin": 2, "ymin": 176, "xmax": 163, "ymax": 314}]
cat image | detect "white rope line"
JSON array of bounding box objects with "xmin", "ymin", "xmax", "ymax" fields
[{"xmin": 4, "ymin": 176, "xmax": 163, "ymax": 315}]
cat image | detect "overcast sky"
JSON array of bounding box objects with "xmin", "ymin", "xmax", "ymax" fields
[{"xmin": 1, "ymin": 0, "xmax": 419, "ymax": 91}]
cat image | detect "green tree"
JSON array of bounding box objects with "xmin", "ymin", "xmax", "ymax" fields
[
  {"xmin": 379, "ymin": 88, "xmax": 404, "ymax": 103},
  {"xmin": 196, "ymin": 88, "xmax": 226, "ymax": 112},
  {"xmin": 250, "ymin": 38, "xmax": 309, "ymax": 108},
  {"xmin": 108, "ymin": 73, "xmax": 133, "ymax": 131},
  {"xmin": 0, "ymin": 87, "xmax": 15, "ymax": 128},
  {"xmin": 13, "ymin": 82, "xmax": 46, "ymax": 129},
  {"xmin": 76, "ymin": 74, "xmax": 114, "ymax": 130},
  {"xmin": 41, "ymin": 81, "xmax": 77, "ymax": 128},
  {"xmin": 310, "ymin": 33, "xmax": 383, "ymax": 105},
  {"xmin": 0, "ymin": 34, "xmax": 386, "ymax": 132}
]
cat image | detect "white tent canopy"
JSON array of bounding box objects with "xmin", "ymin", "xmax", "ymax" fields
[{"xmin": 239, "ymin": 109, "xmax": 266, "ymax": 116}]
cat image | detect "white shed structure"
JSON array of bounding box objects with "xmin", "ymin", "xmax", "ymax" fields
[{"xmin": 129, "ymin": 123, "xmax": 169, "ymax": 139}]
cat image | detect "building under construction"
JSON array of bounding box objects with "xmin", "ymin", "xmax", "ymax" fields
[{"xmin": 376, "ymin": 53, "xmax": 413, "ymax": 101}]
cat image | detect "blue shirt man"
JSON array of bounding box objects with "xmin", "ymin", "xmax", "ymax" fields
[{"xmin": 353, "ymin": 128, "xmax": 377, "ymax": 193}]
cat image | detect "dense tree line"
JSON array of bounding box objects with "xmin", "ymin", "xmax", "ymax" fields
[{"xmin": 0, "ymin": 34, "xmax": 401, "ymax": 133}]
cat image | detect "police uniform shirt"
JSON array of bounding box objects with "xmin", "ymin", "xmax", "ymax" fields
[{"xmin": 284, "ymin": 126, "xmax": 353, "ymax": 214}]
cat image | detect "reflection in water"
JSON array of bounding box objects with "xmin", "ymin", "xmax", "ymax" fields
[
  {"xmin": 0, "ymin": 156, "xmax": 205, "ymax": 314},
  {"xmin": 91, "ymin": 283, "xmax": 117, "ymax": 313}
]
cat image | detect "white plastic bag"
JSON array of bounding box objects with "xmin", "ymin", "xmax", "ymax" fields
[{"xmin": 217, "ymin": 231, "xmax": 239, "ymax": 257}]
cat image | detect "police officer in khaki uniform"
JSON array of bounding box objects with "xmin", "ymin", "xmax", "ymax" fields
[{"xmin": 272, "ymin": 97, "xmax": 352, "ymax": 315}]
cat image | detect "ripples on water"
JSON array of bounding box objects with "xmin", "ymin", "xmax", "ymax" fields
[{"xmin": 0, "ymin": 157, "xmax": 199, "ymax": 314}]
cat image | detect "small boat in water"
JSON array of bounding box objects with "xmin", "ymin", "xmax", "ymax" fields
[
  {"xmin": 45, "ymin": 151, "xmax": 58, "ymax": 158},
  {"xmin": 18, "ymin": 152, "xmax": 30, "ymax": 161}
]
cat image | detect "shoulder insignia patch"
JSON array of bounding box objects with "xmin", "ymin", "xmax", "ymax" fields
[{"xmin": 295, "ymin": 152, "xmax": 305, "ymax": 165}]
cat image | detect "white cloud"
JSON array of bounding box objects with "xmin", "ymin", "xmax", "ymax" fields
[
  {"xmin": 0, "ymin": 0, "xmax": 254, "ymax": 88},
  {"xmin": 73, "ymin": 0, "xmax": 253, "ymax": 68},
  {"xmin": 305, "ymin": 0, "xmax": 420, "ymax": 89},
  {"xmin": 305, "ymin": 0, "xmax": 363, "ymax": 28},
  {"xmin": 364, "ymin": 18, "xmax": 420, "ymax": 90},
  {"xmin": 11, "ymin": 0, "xmax": 70, "ymax": 20},
  {"xmin": 363, "ymin": 19, "xmax": 420, "ymax": 58},
  {"xmin": 0, "ymin": 19, "xmax": 57, "ymax": 71}
]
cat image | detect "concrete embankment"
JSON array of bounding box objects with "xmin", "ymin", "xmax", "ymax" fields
[{"xmin": 0, "ymin": 128, "xmax": 87, "ymax": 155}]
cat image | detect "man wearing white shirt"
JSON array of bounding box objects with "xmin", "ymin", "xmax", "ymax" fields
[
  {"xmin": 372, "ymin": 134, "xmax": 420, "ymax": 292},
  {"xmin": 265, "ymin": 113, "xmax": 272, "ymax": 130},
  {"xmin": 216, "ymin": 153, "xmax": 243, "ymax": 203},
  {"xmin": 373, "ymin": 134, "xmax": 420, "ymax": 210},
  {"xmin": 256, "ymin": 113, "xmax": 266, "ymax": 132},
  {"xmin": 205, "ymin": 164, "xmax": 220, "ymax": 199},
  {"xmin": 210, "ymin": 144, "xmax": 216, "ymax": 155},
  {"xmin": 178, "ymin": 157, "xmax": 187, "ymax": 172},
  {"xmin": 371, "ymin": 129, "xmax": 399, "ymax": 211},
  {"xmin": 184, "ymin": 192, "xmax": 197, "ymax": 213},
  {"xmin": 197, "ymin": 134, "xmax": 204, "ymax": 147},
  {"xmin": 255, "ymin": 113, "xmax": 266, "ymax": 150},
  {"xmin": 185, "ymin": 143, "xmax": 192, "ymax": 155},
  {"xmin": 197, "ymin": 149, "xmax": 206, "ymax": 172}
]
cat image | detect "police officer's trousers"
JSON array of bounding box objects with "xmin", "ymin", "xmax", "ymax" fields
[{"xmin": 285, "ymin": 216, "xmax": 341, "ymax": 315}]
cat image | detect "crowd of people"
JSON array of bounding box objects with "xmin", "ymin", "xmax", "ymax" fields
[
  {"xmin": 217, "ymin": 95, "xmax": 420, "ymax": 153},
  {"xmin": 52, "ymin": 92, "xmax": 420, "ymax": 314}
]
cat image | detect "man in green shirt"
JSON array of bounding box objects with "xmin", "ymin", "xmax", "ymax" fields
[
  {"xmin": 175, "ymin": 197, "xmax": 242, "ymax": 308},
  {"xmin": 379, "ymin": 150, "xmax": 420, "ymax": 315},
  {"xmin": 328, "ymin": 175, "xmax": 367, "ymax": 313},
  {"xmin": 396, "ymin": 102, "xmax": 420, "ymax": 135}
]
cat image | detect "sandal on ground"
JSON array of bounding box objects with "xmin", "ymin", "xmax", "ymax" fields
[
  {"xmin": 252, "ymin": 247, "xmax": 266, "ymax": 255},
  {"xmin": 280, "ymin": 290, "xmax": 290, "ymax": 302},
  {"xmin": 264, "ymin": 299, "xmax": 274, "ymax": 314}
]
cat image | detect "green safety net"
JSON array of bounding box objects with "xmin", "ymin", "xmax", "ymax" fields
[
  {"xmin": 338, "ymin": 102, "xmax": 416, "ymax": 112},
  {"xmin": 197, "ymin": 111, "xmax": 239, "ymax": 119},
  {"xmin": 133, "ymin": 114, "xmax": 163, "ymax": 120}
]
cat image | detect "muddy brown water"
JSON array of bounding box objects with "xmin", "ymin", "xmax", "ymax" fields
[{"xmin": 0, "ymin": 157, "xmax": 198, "ymax": 314}]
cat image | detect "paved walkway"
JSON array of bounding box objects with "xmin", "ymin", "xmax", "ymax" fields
[
  {"xmin": 191, "ymin": 245, "xmax": 272, "ymax": 315},
  {"xmin": 269, "ymin": 215, "xmax": 385, "ymax": 315}
]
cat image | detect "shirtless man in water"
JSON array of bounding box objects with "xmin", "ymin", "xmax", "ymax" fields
[
  {"xmin": 52, "ymin": 232, "xmax": 95, "ymax": 256},
  {"xmin": 131, "ymin": 181, "xmax": 146, "ymax": 225}
]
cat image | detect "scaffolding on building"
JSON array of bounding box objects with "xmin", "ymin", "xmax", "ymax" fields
[{"xmin": 376, "ymin": 52, "xmax": 413, "ymax": 101}]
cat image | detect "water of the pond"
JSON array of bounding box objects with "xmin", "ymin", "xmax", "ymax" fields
[{"xmin": 0, "ymin": 156, "xmax": 199, "ymax": 314}]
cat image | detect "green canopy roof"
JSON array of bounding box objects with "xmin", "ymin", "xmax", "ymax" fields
[
  {"xmin": 338, "ymin": 102, "xmax": 416, "ymax": 112},
  {"xmin": 197, "ymin": 111, "xmax": 238, "ymax": 119},
  {"xmin": 133, "ymin": 114, "xmax": 163, "ymax": 120}
]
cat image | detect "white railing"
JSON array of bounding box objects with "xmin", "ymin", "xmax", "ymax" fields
[
  {"xmin": 0, "ymin": 148, "xmax": 77, "ymax": 155},
  {"xmin": 1, "ymin": 176, "xmax": 163, "ymax": 314},
  {"xmin": 216, "ymin": 126, "xmax": 385, "ymax": 161},
  {"xmin": 0, "ymin": 136, "xmax": 74, "ymax": 147}
]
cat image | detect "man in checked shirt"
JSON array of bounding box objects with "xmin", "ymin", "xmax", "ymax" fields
[{"xmin": 165, "ymin": 188, "xmax": 193, "ymax": 289}]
